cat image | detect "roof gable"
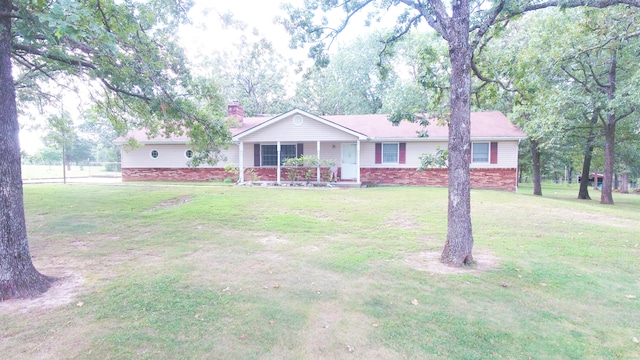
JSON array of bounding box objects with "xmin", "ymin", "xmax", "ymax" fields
[{"xmin": 232, "ymin": 109, "xmax": 367, "ymax": 141}]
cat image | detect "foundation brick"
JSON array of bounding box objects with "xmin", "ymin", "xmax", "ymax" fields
[{"xmin": 123, "ymin": 167, "xmax": 518, "ymax": 191}]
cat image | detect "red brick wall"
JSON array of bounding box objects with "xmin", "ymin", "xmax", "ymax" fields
[
  {"xmin": 361, "ymin": 168, "xmax": 518, "ymax": 191},
  {"xmin": 122, "ymin": 168, "xmax": 234, "ymax": 182},
  {"xmin": 123, "ymin": 167, "xmax": 518, "ymax": 191}
]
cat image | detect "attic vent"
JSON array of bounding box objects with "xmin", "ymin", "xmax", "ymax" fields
[{"xmin": 292, "ymin": 115, "xmax": 304, "ymax": 126}]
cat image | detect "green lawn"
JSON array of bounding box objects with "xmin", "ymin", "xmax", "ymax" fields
[{"xmin": 2, "ymin": 183, "xmax": 639, "ymax": 359}]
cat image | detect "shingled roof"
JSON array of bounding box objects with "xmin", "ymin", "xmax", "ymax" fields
[{"xmin": 116, "ymin": 109, "xmax": 526, "ymax": 144}]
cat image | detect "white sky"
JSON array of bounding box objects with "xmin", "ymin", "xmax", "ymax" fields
[{"xmin": 19, "ymin": 0, "xmax": 411, "ymax": 154}]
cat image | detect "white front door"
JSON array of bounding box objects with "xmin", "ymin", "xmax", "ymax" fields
[{"xmin": 341, "ymin": 143, "xmax": 357, "ymax": 180}]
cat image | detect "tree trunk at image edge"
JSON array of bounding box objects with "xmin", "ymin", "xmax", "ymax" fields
[
  {"xmin": 531, "ymin": 140, "xmax": 542, "ymax": 196},
  {"xmin": 441, "ymin": 2, "xmax": 474, "ymax": 267},
  {"xmin": 0, "ymin": 0, "xmax": 54, "ymax": 300}
]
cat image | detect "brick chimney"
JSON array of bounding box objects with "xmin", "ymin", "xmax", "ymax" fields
[{"xmin": 228, "ymin": 100, "xmax": 244, "ymax": 127}]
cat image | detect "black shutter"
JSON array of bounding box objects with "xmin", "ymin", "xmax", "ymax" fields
[
  {"xmin": 297, "ymin": 143, "xmax": 304, "ymax": 157},
  {"xmin": 254, "ymin": 144, "xmax": 260, "ymax": 166}
]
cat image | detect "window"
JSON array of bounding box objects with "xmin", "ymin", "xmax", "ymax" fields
[
  {"xmin": 280, "ymin": 144, "xmax": 297, "ymax": 164},
  {"xmin": 150, "ymin": 150, "xmax": 159, "ymax": 159},
  {"xmin": 261, "ymin": 145, "xmax": 278, "ymax": 166},
  {"xmin": 185, "ymin": 149, "xmax": 193, "ymax": 159},
  {"xmin": 260, "ymin": 144, "xmax": 299, "ymax": 166},
  {"xmin": 472, "ymin": 142, "xmax": 489, "ymax": 163},
  {"xmin": 382, "ymin": 143, "xmax": 399, "ymax": 163},
  {"xmin": 375, "ymin": 143, "xmax": 406, "ymax": 164}
]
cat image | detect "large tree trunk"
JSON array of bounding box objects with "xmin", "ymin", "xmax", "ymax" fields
[
  {"xmin": 601, "ymin": 51, "xmax": 617, "ymax": 205},
  {"xmin": 531, "ymin": 139, "xmax": 542, "ymax": 196},
  {"xmin": 600, "ymin": 120, "xmax": 615, "ymax": 204},
  {"xmin": 0, "ymin": 0, "xmax": 54, "ymax": 300},
  {"xmin": 578, "ymin": 112, "xmax": 599, "ymax": 200},
  {"xmin": 620, "ymin": 172, "xmax": 629, "ymax": 193},
  {"xmin": 441, "ymin": 0, "xmax": 474, "ymax": 267}
]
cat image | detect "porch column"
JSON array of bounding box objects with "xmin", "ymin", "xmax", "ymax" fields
[
  {"xmin": 356, "ymin": 139, "xmax": 361, "ymax": 183},
  {"xmin": 317, "ymin": 140, "xmax": 321, "ymax": 182},
  {"xmin": 238, "ymin": 141, "xmax": 244, "ymax": 183},
  {"xmin": 277, "ymin": 141, "xmax": 281, "ymax": 184}
]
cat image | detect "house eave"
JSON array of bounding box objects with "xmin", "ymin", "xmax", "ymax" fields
[
  {"xmin": 471, "ymin": 136, "xmax": 527, "ymax": 141},
  {"xmin": 232, "ymin": 109, "xmax": 368, "ymax": 141},
  {"xmin": 113, "ymin": 139, "xmax": 189, "ymax": 146}
]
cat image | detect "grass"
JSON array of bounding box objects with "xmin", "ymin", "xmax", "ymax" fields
[{"xmin": 1, "ymin": 183, "xmax": 639, "ymax": 359}]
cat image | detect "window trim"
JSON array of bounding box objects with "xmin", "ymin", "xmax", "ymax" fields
[{"xmin": 184, "ymin": 149, "xmax": 193, "ymax": 159}]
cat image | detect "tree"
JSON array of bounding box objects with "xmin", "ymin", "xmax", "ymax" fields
[
  {"xmin": 478, "ymin": 8, "xmax": 640, "ymax": 202},
  {"xmin": 42, "ymin": 111, "xmax": 76, "ymax": 173},
  {"xmin": 383, "ymin": 32, "xmax": 451, "ymax": 124},
  {"xmin": 1, "ymin": 0, "xmax": 229, "ymax": 299},
  {"xmin": 471, "ymin": 11, "xmax": 596, "ymax": 197},
  {"xmin": 280, "ymin": 0, "xmax": 640, "ymax": 266},
  {"xmin": 206, "ymin": 13, "xmax": 293, "ymax": 116},
  {"xmin": 294, "ymin": 33, "xmax": 396, "ymax": 115}
]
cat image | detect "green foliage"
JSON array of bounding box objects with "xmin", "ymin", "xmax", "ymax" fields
[
  {"xmin": 474, "ymin": 7, "xmax": 640, "ymax": 189},
  {"xmin": 418, "ymin": 147, "xmax": 448, "ymax": 170},
  {"xmin": 42, "ymin": 111, "xmax": 75, "ymax": 151},
  {"xmin": 10, "ymin": 0, "xmax": 230, "ymax": 166},
  {"xmin": 224, "ymin": 163, "xmax": 239, "ymax": 181},
  {"xmin": 205, "ymin": 16, "xmax": 293, "ymax": 116},
  {"xmin": 293, "ymin": 33, "xmax": 396, "ymax": 115}
]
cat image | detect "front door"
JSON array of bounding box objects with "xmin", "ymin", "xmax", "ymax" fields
[{"xmin": 341, "ymin": 143, "xmax": 357, "ymax": 180}]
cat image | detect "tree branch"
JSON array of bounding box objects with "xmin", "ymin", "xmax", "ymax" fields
[
  {"xmin": 96, "ymin": 0, "xmax": 113, "ymax": 33},
  {"xmin": 400, "ymin": 0, "xmax": 450, "ymax": 40},
  {"xmin": 470, "ymin": 0, "xmax": 506, "ymax": 51},
  {"xmin": 13, "ymin": 44, "xmax": 152, "ymax": 101}
]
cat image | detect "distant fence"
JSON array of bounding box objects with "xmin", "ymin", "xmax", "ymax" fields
[{"xmin": 21, "ymin": 163, "xmax": 122, "ymax": 181}]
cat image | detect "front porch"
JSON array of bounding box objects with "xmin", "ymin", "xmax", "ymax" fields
[{"xmin": 236, "ymin": 140, "xmax": 362, "ymax": 185}]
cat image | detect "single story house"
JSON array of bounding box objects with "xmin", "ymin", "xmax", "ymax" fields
[{"xmin": 115, "ymin": 104, "xmax": 526, "ymax": 191}]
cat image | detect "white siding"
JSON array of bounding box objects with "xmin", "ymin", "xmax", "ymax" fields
[
  {"xmin": 496, "ymin": 140, "xmax": 519, "ymax": 168},
  {"xmin": 121, "ymin": 144, "xmax": 238, "ymax": 168},
  {"xmin": 360, "ymin": 141, "xmax": 447, "ymax": 168},
  {"xmin": 240, "ymin": 115, "xmax": 359, "ymax": 142},
  {"xmin": 470, "ymin": 140, "xmax": 519, "ymax": 169},
  {"xmin": 122, "ymin": 140, "xmax": 520, "ymax": 170}
]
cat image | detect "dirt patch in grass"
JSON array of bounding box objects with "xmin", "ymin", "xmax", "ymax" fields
[
  {"xmin": 0, "ymin": 271, "xmax": 84, "ymax": 315},
  {"xmin": 384, "ymin": 216, "xmax": 417, "ymax": 230},
  {"xmin": 299, "ymin": 301, "xmax": 403, "ymax": 360},
  {"xmin": 142, "ymin": 195, "xmax": 193, "ymax": 213},
  {"xmin": 258, "ymin": 234, "xmax": 289, "ymax": 246},
  {"xmin": 404, "ymin": 250, "xmax": 500, "ymax": 274}
]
